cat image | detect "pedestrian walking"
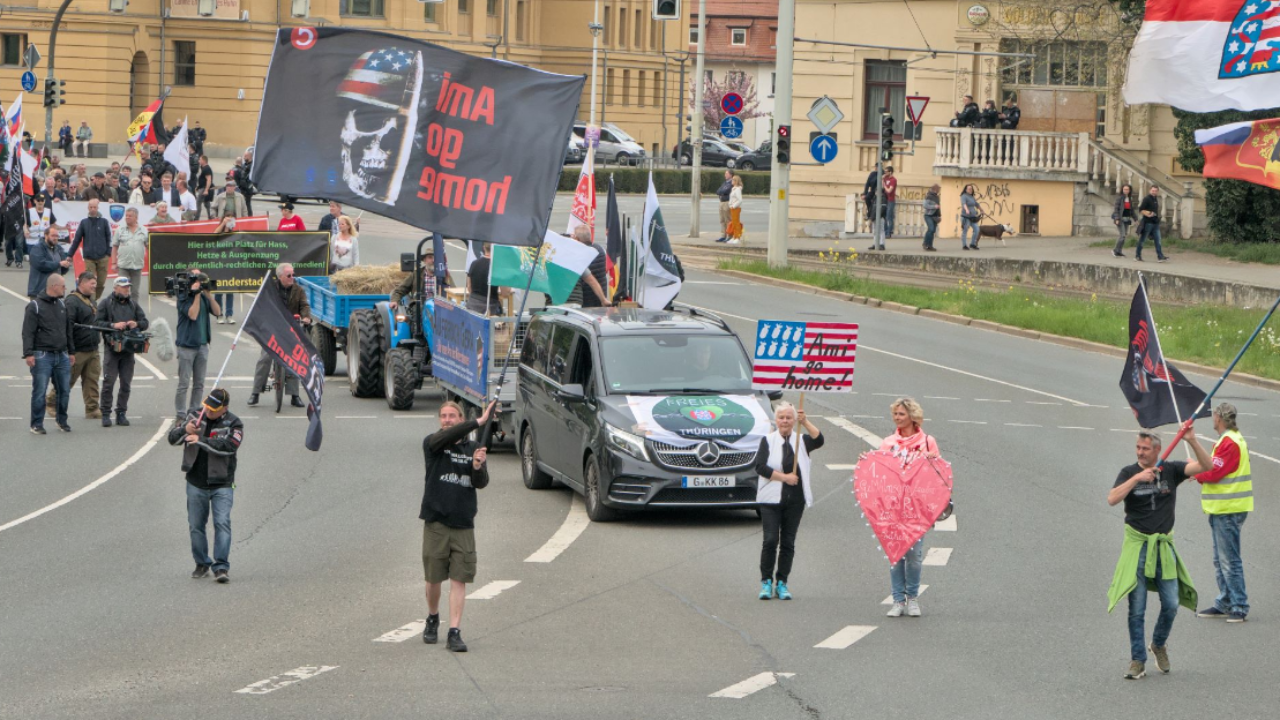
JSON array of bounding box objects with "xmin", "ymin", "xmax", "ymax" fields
[
  {"xmin": 959, "ymin": 184, "xmax": 981, "ymax": 250},
  {"xmin": 248, "ymin": 264, "xmax": 310, "ymax": 409},
  {"xmin": 754, "ymin": 401, "xmax": 824, "ymax": 601},
  {"xmin": 1112, "ymin": 185, "xmax": 1136, "ymax": 257},
  {"xmin": 726, "ymin": 175, "xmax": 744, "ymax": 245},
  {"xmin": 880, "ymin": 397, "xmax": 940, "ymax": 617},
  {"xmin": 234, "ymin": 148, "xmax": 257, "ymax": 216},
  {"xmin": 45, "ymin": 271, "xmax": 101, "ymax": 420},
  {"xmin": 98, "ymin": 276, "xmax": 149, "ymax": 427},
  {"xmin": 75, "ymin": 121, "xmax": 93, "ymax": 158},
  {"xmin": 1135, "ymin": 186, "xmax": 1168, "ymax": 262},
  {"xmin": 174, "ymin": 270, "xmax": 221, "ymax": 420},
  {"xmin": 1107, "ymin": 431, "xmax": 1205, "ymax": 680},
  {"xmin": 68, "ymin": 199, "xmax": 113, "ymax": 302},
  {"xmin": 111, "ymin": 208, "xmax": 148, "ymax": 298},
  {"xmin": 212, "ymin": 179, "xmax": 247, "ymax": 323},
  {"xmin": 330, "ymin": 215, "xmax": 359, "ymax": 270},
  {"xmin": 169, "ymin": 389, "xmax": 243, "ymax": 584},
  {"xmin": 278, "ymin": 202, "xmax": 307, "ymax": 232},
  {"xmin": 196, "ymin": 156, "xmax": 214, "ymax": 220},
  {"xmin": 318, "ymin": 201, "xmax": 344, "ymax": 237},
  {"xmin": 28, "ymin": 224, "xmax": 71, "ymax": 299},
  {"xmin": 922, "ymin": 184, "xmax": 941, "ymax": 251},
  {"xmin": 22, "ymin": 274, "xmax": 75, "ymax": 434},
  {"xmin": 882, "ymin": 167, "xmax": 898, "ymax": 239},
  {"xmin": 1186, "ymin": 404, "xmax": 1252, "ymax": 622},
  {"xmin": 715, "ymin": 170, "xmax": 734, "ymax": 243},
  {"xmin": 419, "ymin": 400, "xmax": 495, "ymax": 652},
  {"xmin": 177, "ymin": 179, "xmax": 198, "ymax": 221}
]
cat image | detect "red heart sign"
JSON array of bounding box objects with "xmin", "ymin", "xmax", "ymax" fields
[{"xmin": 854, "ymin": 450, "xmax": 954, "ymax": 565}]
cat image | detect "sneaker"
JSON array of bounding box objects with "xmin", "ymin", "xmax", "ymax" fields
[
  {"xmin": 1149, "ymin": 644, "xmax": 1170, "ymax": 673},
  {"xmin": 962, "ymin": 245, "xmax": 970, "ymax": 251},
  {"xmin": 971, "ymin": 244, "xmax": 980, "ymax": 250},
  {"xmin": 116, "ymin": 413, "xmax": 130, "ymax": 427},
  {"xmin": 87, "ymin": 410, "xmax": 102, "ymax": 419},
  {"xmin": 247, "ymin": 394, "xmax": 260, "ymax": 407},
  {"xmin": 715, "ymin": 236, "xmax": 727, "ymax": 243},
  {"xmin": 1197, "ymin": 606, "xmax": 1229, "ymax": 619},
  {"xmin": 906, "ymin": 598, "xmax": 922, "ymax": 617},
  {"xmin": 57, "ymin": 424, "xmax": 72, "ymax": 433},
  {"xmin": 1158, "ymin": 256, "xmax": 1168, "ymax": 263},
  {"xmin": 887, "ymin": 601, "xmax": 906, "ymax": 618},
  {"xmin": 102, "ymin": 415, "xmax": 113, "ymax": 428},
  {"xmin": 1227, "ymin": 612, "xmax": 1248, "ymax": 623},
  {"xmin": 30, "ymin": 425, "xmax": 45, "ymax": 435},
  {"xmin": 758, "ymin": 579, "xmax": 773, "ymax": 600},
  {"xmin": 423, "ymin": 614, "xmax": 440, "ymax": 644},
  {"xmin": 727, "ymin": 238, "xmax": 741, "ymax": 245},
  {"xmin": 1112, "ymin": 250, "xmax": 1125, "ymax": 258},
  {"xmin": 1135, "ymin": 255, "xmax": 1143, "ymax": 262},
  {"xmin": 1124, "ymin": 661, "xmax": 1146, "ymax": 680},
  {"xmin": 776, "ymin": 582, "xmax": 792, "ymax": 601},
  {"xmin": 214, "ymin": 569, "xmax": 229, "ymax": 584},
  {"xmin": 227, "ymin": 317, "xmax": 236, "ymax": 325},
  {"xmin": 446, "ymin": 628, "xmax": 467, "ymax": 652},
  {"xmin": 291, "ymin": 395, "xmax": 306, "ymax": 408},
  {"xmin": 925, "ymin": 247, "xmax": 937, "ymax": 252},
  {"xmin": 191, "ymin": 564, "xmax": 211, "ymax": 579},
  {"xmin": 217, "ymin": 316, "xmax": 226, "ymax": 324}
]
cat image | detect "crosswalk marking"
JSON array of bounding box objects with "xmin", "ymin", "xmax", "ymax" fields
[
  {"xmin": 710, "ymin": 672, "xmax": 795, "ymax": 699},
  {"xmin": 934, "ymin": 515, "xmax": 957, "ymax": 532},
  {"xmin": 234, "ymin": 665, "xmax": 338, "ymax": 695},
  {"xmin": 815, "ymin": 625, "xmax": 876, "ymax": 650},
  {"xmin": 467, "ymin": 580, "xmax": 520, "ymax": 600},
  {"xmin": 882, "ymin": 586, "xmax": 928, "ymax": 605},
  {"xmin": 923, "ymin": 548, "xmax": 953, "ymax": 566}
]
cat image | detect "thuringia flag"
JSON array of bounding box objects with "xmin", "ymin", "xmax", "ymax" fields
[{"xmin": 1125, "ymin": 0, "xmax": 1280, "ymax": 111}]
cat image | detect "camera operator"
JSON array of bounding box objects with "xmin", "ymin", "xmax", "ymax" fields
[
  {"xmin": 98, "ymin": 276, "xmax": 149, "ymax": 428},
  {"xmin": 168, "ymin": 389, "xmax": 243, "ymax": 584},
  {"xmin": 174, "ymin": 267, "xmax": 221, "ymax": 421},
  {"xmin": 248, "ymin": 263, "xmax": 311, "ymax": 408}
]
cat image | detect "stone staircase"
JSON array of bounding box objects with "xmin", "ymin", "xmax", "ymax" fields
[{"xmin": 1072, "ymin": 139, "xmax": 1203, "ymax": 237}]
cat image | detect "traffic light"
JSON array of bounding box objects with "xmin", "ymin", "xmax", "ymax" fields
[
  {"xmin": 776, "ymin": 124, "xmax": 791, "ymax": 164},
  {"xmin": 880, "ymin": 113, "xmax": 894, "ymax": 162},
  {"xmin": 653, "ymin": 0, "xmax": 679, "ymax": 20},
  {"xmin": 43, "ymin": 78, "xmax": 66, "ymax": 108}
]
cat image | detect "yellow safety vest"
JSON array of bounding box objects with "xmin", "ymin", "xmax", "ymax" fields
[{"xmin": 1202, "ymin": 429, "xmax": 1253, "ymax": 514}]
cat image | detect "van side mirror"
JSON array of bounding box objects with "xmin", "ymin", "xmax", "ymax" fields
[
  {"xmin": 767, "ymin": 390, "xmax": 783, "ymax": 401},
  {"xmin": 557, "ymin": 383, "xmax": 586, "ymax": 402}
]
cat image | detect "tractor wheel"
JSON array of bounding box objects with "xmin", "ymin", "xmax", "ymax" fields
[
  {"xmin": 347, "ymin": 309, "xmax": 385, "ymax": 398},
  {"xmin": 384, "ymin": 347, "xmax": 418, "ymax": 410},
  {"xmin": 310, "ymin": 323, "xmax": 338, "ymax": 377}
]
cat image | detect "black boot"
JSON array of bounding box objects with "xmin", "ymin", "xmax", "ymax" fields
[
  {"xmin": 247, "ymin": 394, "xmax": 259, "ymax": 406},
  {"xmin": 291, "ymin": 395, "xmax": 306, "ymax": 408},
  {"xmin": 422, "ymin": 614, "xmax": 440, "ymax": 644},
  {"xmin": 446, "ymin": 628, "xmax": 467, "ymax": 652},
  {"xmin": 116, "ymin": 412, "xmax": 130, "ymax": 427},
  {"xmin": 102, "ymin": 413, "xmax": 113, "ymax": 428}
]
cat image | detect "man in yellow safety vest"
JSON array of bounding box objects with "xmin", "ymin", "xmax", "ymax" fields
[{"xmin": 1185, "ymin": 403, "xmax": 1252, "ymax": 623}]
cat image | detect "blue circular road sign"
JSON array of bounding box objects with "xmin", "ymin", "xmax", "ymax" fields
[
  {"xmin": 20, "ymin": 71, "xmax": 36, "ymax": 93},
  {"xmin": 720, "ymin": 92, "xmax": 744, "ymax": 116},
  {"xmin": 719, "ymin": 116, "xmax": 743, "ymax": 139},
  {"xmin": 809, "ymin": 134, "xmax": 839, "ymax": 163}
]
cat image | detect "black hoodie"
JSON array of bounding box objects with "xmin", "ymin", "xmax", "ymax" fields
[{"xmin": 420, "ymin": 419, "xmax": 489, "ymax": 529}]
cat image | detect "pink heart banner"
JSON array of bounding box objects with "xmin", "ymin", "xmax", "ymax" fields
[{"xmin": 853, "ymin": 450, "xmax": 954, "ymax": 565}]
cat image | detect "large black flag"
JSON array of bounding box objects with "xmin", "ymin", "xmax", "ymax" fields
[
  {"xmin": 251, "ymin": 28, "xmax": 584, "ymax": 247},
  {"xmin": 1120, "ymin": 284, "xmax": 1209, "ymax": 428},
  {"xmin": 604, "ymin": 176, "xmax": 629, "ymax": 301},
  {"xmin": 2, "ymin": 145, "xmax": 25, "ymax": 243},
  {"xmin": 242, "ymin": 278, "xmax": 326, "ymax": 450}
]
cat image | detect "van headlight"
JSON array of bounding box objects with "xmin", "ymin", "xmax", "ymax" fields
[{"xmin": 605, "ymin": 424, "xmax": 648, "ymax": 461}]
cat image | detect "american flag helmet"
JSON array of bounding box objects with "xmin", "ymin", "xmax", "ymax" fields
[{"xmin": 337, "ymin": 47, "xmax": 423, "ymax": 111}]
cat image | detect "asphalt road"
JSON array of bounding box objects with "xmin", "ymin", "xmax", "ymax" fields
[{"xmin": 1, "ymin": 206, "xmax": 1277, "ymax": 719}]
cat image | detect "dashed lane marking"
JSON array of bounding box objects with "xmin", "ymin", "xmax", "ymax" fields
[
  {"xmin": 923, "ymin": 548, "xmax": 953, "ymax": 566},
  {"xmin": 0, "ymin": 420, "xmax": 174, "ymax": 534},
  {"xmin": 825, "ymin": 416, "xmax": 883, "ymax": 448},
  {"xmin": 934, "ymin": 515, "xmax": 957, "ymax": 532},
  {"xmin": 1005, "ymin": 423, "xmax": 1042, "ymax": 428},
  {"xmin": 336, "ymin": 415, "xmax": 378, "ymax": 419},
  {"xmin": 373, "ymin": 621, "xmax": 425, "ymax": 643},
  {"xmin": 882, "ymin": 586, "xmax": 929, "ymax": 605},
  {"xmin": 234, "ymin": 666, "xmax": 338, "ymax": 695},
  {"xmin": 467, "ymin": 580, "xmax": 521, "ymax": 600},
  {"xmin": 924, "ymin": 396, "xmax": 959, "ymax": 400},
  {"xmin": 710, "ymin": 672, "xmax": 796, "ymax": 699},
  {"xmin": 1058, "ymin": 426, "xmax": 1094, "ymax": 431},
  {"xmin": 947, "ymin": 420, "xmax": 987, "ymax": 425},
  {"xmin": 525, "ymin": 494, "xmax": 589, "ymax": 563},
  {"xmin": 825, "ymin": 464, "xmax": 857, "ymax": 470},
  {"xmin": 975, "ymin": 398, "xmax": 1012, "ymax": 403},
  {"xmin": 815, "ymin": 625, "xmax": 877, "ymax": 650},
  {"xmin": 1026, "ymin": 401, "xmax": 1062, "ymax": 406}
]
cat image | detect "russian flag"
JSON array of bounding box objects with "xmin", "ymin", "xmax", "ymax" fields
[
  {"xmin": 1194, "ymin": 118, "xmax": 1280, "ymax": 189},
  {"xmin": 6, "ymin": 94, "xmax": 21, "ymax": 139}
]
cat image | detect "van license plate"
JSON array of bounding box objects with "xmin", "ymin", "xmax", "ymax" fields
[{"xmin": 682, "ymin": 476, "xmax": 733, "ymax": 488}]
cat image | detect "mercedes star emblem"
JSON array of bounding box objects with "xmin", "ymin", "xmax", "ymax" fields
[{"xmin": 696, "ymin": 441, "xmax": 721, "ymax": 466}]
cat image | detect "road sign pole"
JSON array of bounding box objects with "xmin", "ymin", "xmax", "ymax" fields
[
  {"xmin": 767, "ymin": 0, "xmax": 795, "ymax": 267},
  {"xmin": 689, "ymin": 0, "xmax": 708, "ymax": 238}
]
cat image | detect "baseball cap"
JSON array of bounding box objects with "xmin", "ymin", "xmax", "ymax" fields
[
  {"xmin": 203, "ymin": 388, "xmax": 230, "ymax": 412},
  {"xmin": 114, "ymin": 276, "xmax": 131, "ymax": 287}
]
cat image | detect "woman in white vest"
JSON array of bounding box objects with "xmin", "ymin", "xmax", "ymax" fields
[
  {"xmin": 754, "ymin": 401, "xmax": 824, "ymax": 601},
  {"xmin": 879, "ymin": 397, "xmax": 941, "ymax": 618}
]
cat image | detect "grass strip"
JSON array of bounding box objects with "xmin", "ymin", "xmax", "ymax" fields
[
  {"xmin": 721, "ymin": 259, "xmax": 1280, "ymax": 381},
  {"xmin": 1088, "ymin": 236, "xmax": 1280, "ymax": 265}
]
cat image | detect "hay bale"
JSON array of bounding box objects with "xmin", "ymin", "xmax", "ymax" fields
[{"xmin": 331, "ymin": 264, "xmax": 408, "ymax": 295}]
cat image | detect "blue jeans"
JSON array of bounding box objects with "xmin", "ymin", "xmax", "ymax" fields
[
  {"xmin": 216, "ymin": 293, "xmax": 235, "ymax": 318},
  {"xmin": 1128, "ymin": 543, "xmax": 1180, "ymax": 662},
  {"xmin": 30, "ymin": 350, "xmax": 71, "ymax": 428},
  {"xmin": 885, "ymin": 202, "xmax": 897, "ymax": 238},
  {"xmin": 187, "ymin": 483, "xmax": 234, "ymax": 572},
  {"xmin": 1208, "ymin": 512, "xmax": 1249, "ymax": 615},
  {"xmin": 923, "ymin": 215, "xmax": 939, "ymax": 249},
  {"xmin": 1136, "ymin": 222, "xmax": 1165, "ymax": 259},
  {"xmin": 961, "ymin": 217, "xmax": 979, "ymax": 248},
  {"xmin": 889, "ymin": 539, "xmax": 924, "ymax": 602}
]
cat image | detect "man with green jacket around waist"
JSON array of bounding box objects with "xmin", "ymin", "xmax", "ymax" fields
[{"xmin": 1107, "ymin": 430, "xmax": 1209, "ymax": 680}]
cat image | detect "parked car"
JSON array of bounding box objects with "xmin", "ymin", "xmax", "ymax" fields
[
  {"xmin": 515, "ymin": 305, "xmax": 782, "ymax": 521},
  {"xmin": 734, "ymin": 140, "xmax": 772, "ymax": 172},
  {"xmin": 673, "ymin": 138, "xmax": 741, "ymax": 168},
  {"xmin": 565, "ymin": 134, "xmax": 585, "ymax": 165},
  {"xmin": 721, "ymin": 139, "xmax": 752, "ymax": 155},
  {"xmin": 572, "ymin": 122, "xmax": 647, "ymax": 165}
]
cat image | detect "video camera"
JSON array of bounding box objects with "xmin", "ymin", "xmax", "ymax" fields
[{"xmin": 165, "ymin": 271, "xmax": 216, "ymax": 297}]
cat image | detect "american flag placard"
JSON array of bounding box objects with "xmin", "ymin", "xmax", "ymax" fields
[{"xmin": 751, "ymin": 320, "xmax": 858, "ymax": 392}]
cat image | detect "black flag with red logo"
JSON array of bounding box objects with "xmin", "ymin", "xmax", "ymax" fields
[
  {"xmin": 1120, "ymin": 284, "xmax": 1209, "ymax": 428},
  {"xmin": 242, "ymin": 277, "xmax": 325, "ymax": 450}
]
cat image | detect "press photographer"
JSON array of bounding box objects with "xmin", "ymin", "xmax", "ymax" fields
[{"xmin": 173, "ymin": 267, "xmax": 221, "ymax": 421}]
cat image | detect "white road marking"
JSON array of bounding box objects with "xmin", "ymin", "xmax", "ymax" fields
[
  {"xmin": 0, "ymin": 420, "xmax": 173, "ymax": 534},
  {"xmin": 1026, "ymin": 401, "xmax": 1062, "ymax": 406},
  {"xmin": 872, "ymin": 392, "xmax": 906, "ymax": 397},
  {"xmin": 924, "ymin": 396, "xmax": 959, "ymax": 400},
  {"xmin": 947, "ymin": 420, "xmax": 987, "ymax": 425},
  {"xmin": 373, "ymin": 620, "xmax": 425, "ymax": 643},
  {"xmin": 685, "ymin": 281, "xmax": 740, "ymax": 285},
  {"xmin": 234, "ymin": 665, "xmax": 338, "ymax": 695},
  {"xmin": 1110, "ymin": 428, "xmax": 1137, "ymax": 433},
  {"xmin": 934, "ymin": 515, "xmax": 957, "ymax": 532},
  {"xmin": 336, "ymin": 415, "xmax": 378, "ymax": 419},
  {"xmin": 826, "ymin": 416, "xmax": 883, "ymax": 448},
  {"xmin": 882, "ymin": 586, "xmax": 929, "ymax": 605},
  {"xmin": 1253, "ymin": 450, "xmax": 1280, "ymax": 466},
  {"xmin": 815, "ymin": 625, "xmax": 877, "ymax": 650},
  {"xmin": 467, "ymin": 580, "xmax": 521, "ymax": 600},
  {"xmin": 136, "ymin": 354, "xmax": 167, "ymax": 381},
  {"xmin": 0, "ymin": 376, "xmax": 14, "ymax": 380},
  {"xmin": 1240, "ymin": 412, "xmax": 1258, "ymax": 416},
  {"xmin": 525, "ymin": 494, "xmax": 590, "ymax": 563},
  {"xmin": 923, "ymin": 548, "xmax": 953, "ymax": 566},
  {"xmin": 1005, "ymin": 423, "xmax": 1042, "ymax": 428},
  {"xmin": 218, "ymin": 375, "xmax": 256, "ymax": 382},
  {"xmin": 0, "ymin": 416, "xmax": 20, "ymax": 420},
  {"xmin": 0, "ymin": 282, "xmax": 28, "ymax": 302},
  {"xmin": 975, "ymin": 398, "xmax": 1011, "ymax": 403},
  {"xmin": 1058, "ymin": 426, "xmax": 1094, "ymax": 430},
  {"xmin": 825, "ymin": 464, "xmax": 857, "ymax": 470},
  {"xmin": 710, "ymin": 672, "xmax": 795, "ymax": 699}
]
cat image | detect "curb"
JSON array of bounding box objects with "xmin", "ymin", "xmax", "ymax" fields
[{"xmin": 712, "ymin": 268, "xmax": 1280, "ymax": 394}]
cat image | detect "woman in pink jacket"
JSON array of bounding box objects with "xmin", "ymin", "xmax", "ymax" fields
[{"xmin": 879, "ymin": 397, "xmax": 940, "ymax": 618}]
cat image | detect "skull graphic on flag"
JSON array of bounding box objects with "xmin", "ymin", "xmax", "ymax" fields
[
  {"xmin": 1221, "ymin": 1, "xmax": 1280, "ymax": 79},
  {"xmin": 337, "ymin": 47, "xmax": 424, "ymax": 205}
]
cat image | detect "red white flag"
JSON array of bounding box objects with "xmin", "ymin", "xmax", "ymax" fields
[
  {"xmin": 1195, "ymin": 117, "xmax": 1280, "ymax": 188},
  {"xmin": 566, "ymin": 145, "xmax": 596, "ymax": 242},
  {"xmin": 1125, "ymin": 0, "xmax": 1280, "ymax": 111},
  {"xmin": 751, "ymin": 320, "xmax": 858, "ymax": 391}
]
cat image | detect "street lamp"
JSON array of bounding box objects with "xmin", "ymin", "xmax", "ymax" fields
[{"xmin": 588, "ymin": 9, "xmax": 602, "ymax": 128}]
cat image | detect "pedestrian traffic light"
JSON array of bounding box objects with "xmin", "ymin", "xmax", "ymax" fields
[
  {"xmin": 880, "ymin": 114, "xmax": 894, "ymax": 162},
  {"xmin": 653, "ymin": 0, "xmax": 679, "ymax": 20},
  {"xmin": 776, "ymin": 124, "xmax": 791, "ymax": 164},
  {"xmin": 43, "ymin": 78, "xmax": 66, "ymax": 108}
]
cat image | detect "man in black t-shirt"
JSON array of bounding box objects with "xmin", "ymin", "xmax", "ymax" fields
[
  {"xmin": 568, "ymin": 226, "xmax": 609, "ymax": 307},
  {"xmin": 1107, "ymin": 431, "xmax": 1208, "ymax": 680}
]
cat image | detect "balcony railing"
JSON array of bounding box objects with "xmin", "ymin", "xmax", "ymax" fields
[{"xmin": 935, "ymin": 128, "xmax": 1089, "ymax": 175}]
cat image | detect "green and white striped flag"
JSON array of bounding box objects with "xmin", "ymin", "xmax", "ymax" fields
[{"xmin": 490, "ymin": 229, "xmax": 597, "ymax": 304}]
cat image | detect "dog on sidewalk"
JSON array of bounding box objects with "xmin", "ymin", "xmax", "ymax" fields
[{"xmin": 977, "ymin": 223, "xmax": 1016, "ymax": 246}]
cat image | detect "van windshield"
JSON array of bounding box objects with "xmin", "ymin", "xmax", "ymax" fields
[{"xmin": 601, "ymin": 335, "xmax": 753, "ymax": 394}]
